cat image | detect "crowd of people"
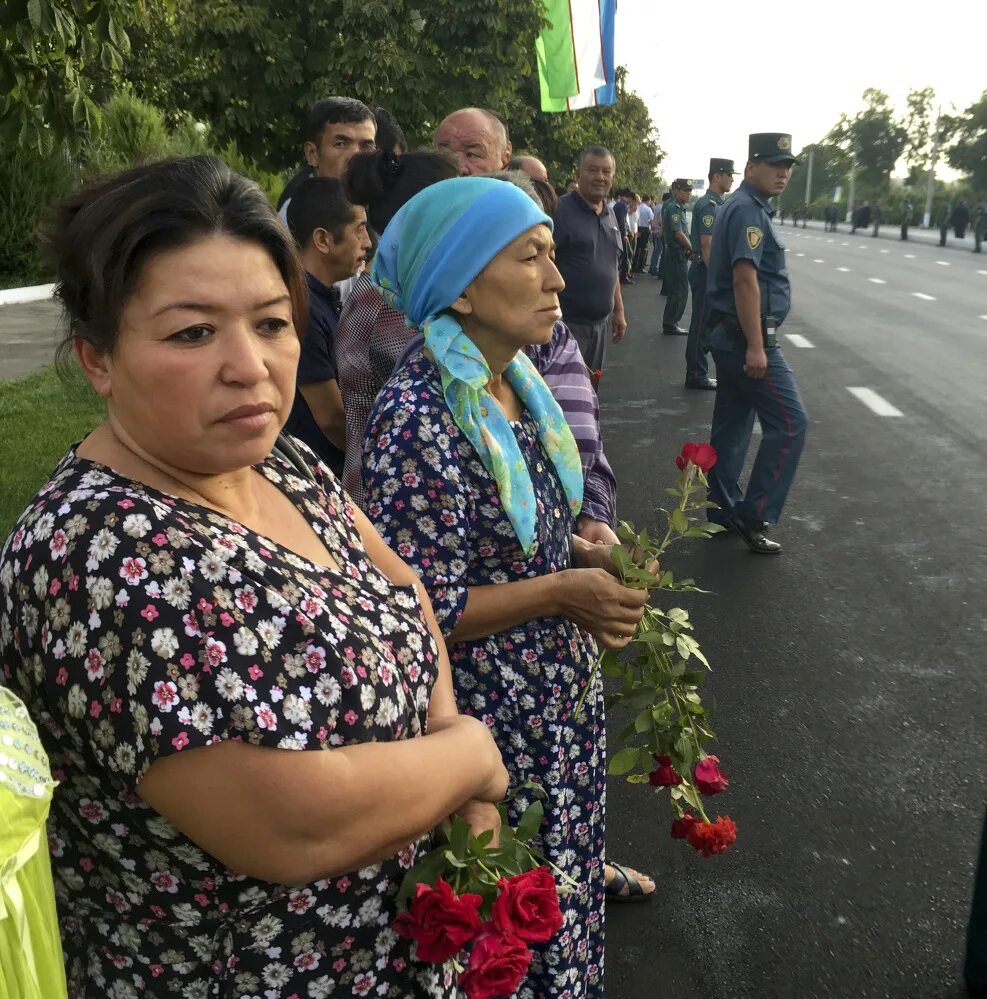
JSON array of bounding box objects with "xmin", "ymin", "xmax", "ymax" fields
[{"xmin": 0, "ymin": 96, "xmax": 813, "ymax": 998}]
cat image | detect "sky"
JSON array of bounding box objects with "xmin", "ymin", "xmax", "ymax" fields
[{"xmin": 614, "ymin": 0, "xmax": 987, "ymax": 185}]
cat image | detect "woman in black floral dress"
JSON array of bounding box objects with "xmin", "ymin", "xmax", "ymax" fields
[{"xmin": 0, "ymin": 156, "xmax": 507, "ymax": 998}]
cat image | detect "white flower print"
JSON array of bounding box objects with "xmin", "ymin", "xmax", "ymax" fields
[
  {"xmin": 197, "ymin": 551, "xmax": 227, "ymax": 583},
  {"xmin": 122, "ymin": 513, "xmax": 152, "ymax": 538},
  {"xmin": 216, "ymin": 667, "xmax": 244, "ymax": 701},
  {"xmin": 66, "ymin": 683, "xmax": 87, "ymax": 718},
  {"xmin": 282, "ymin": 694, "xmax": 311, "ymax": 726},
  {"xmin": 65, "ymin": 621, "xmax": 88, "ymax": 656},
  {"xmin": 233, "ymin": 626, "xmax": 259, "ymax": 657},
  {"xmin": 189, "ymin": 702, "xmax": 214, "ymax": 735},
  {"xmin": 256, "ymin": 617, "xmax": 285, "ymax": 649},
  {"xmin": 151, "ymin": 627, "xmax": 180, "ymax": 659},
  {"xmin": 151, "ymin": 680, "xmax": 179, "ymax": 712},
  {"xmin": 88, "ymin": 575, "xmax": 115, "ymax": 609},
  {"xmin": 254, "ymin": 702, "xmax": 277, "ymax": 731},
  {"xmin": 119, "ymin": 556, "xmax": 148, "ymax": 585},
  {"xmin": 162, "ymin": 577, "xmax": 192, "ymax": 610}
]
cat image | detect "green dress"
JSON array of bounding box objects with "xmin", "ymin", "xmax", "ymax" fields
[{"xmin": 0, "ymin": 686, "xmax": 67, "ymax": 999}]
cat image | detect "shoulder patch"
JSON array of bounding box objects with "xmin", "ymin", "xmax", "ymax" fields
[
  {"xmin": 746, "ymin": 226, "xmax": 763, "ymax": 250},
  {"xmin": 671, "ymin": 213, "xmax": 680, "ymax": 222},
  {"xmin": 702, "ymin": 214, "xmax": 714, "ymax": 228}
]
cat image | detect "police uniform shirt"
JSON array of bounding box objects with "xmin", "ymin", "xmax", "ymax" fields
[
  {"xmin": 706, "ymin": 179, "xmax": 790, "ymax": 327},
  {"xmin": 689, "ymin": 190, "xmax": 724, "ymax": 272},
  {"xmin": 663, "ymin": 198, "xmax": 688, "ymax": 250}
]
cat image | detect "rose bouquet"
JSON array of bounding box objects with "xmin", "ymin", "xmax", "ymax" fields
[
  {"xmin": 576, "ymin": 442, "xmax": 737, "ymax": 856},
  {"xmin": 393, "ymin": 788, "xmax": 572, "ymax": 998}
]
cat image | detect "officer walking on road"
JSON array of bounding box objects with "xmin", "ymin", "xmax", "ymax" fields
[
  {"xmin": 685, "ymin": 158, "xmax": 736, "ymax": 389},
  {"xmin": 973, "ymin": 203, "xmax": 986, "ymax": 253},
  {"xmin": 704, "ymin": 133, "xmax": 808, "ymax": 554},
  {"xmin": 661, "ymin": 179, "xmax": 694, "ymax": 335}
]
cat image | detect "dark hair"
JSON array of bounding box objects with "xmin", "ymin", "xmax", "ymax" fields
[
  {"xmin": 577, "ymin": 145, "xmax": 614, "ymax": 167},
  {"xmin": 286, "ymin": 177, "xmax": 357, "ymax": 247},
  {"xmin": 372, "ymin": 106, "xmax": 407, "ymax": 154},
  {"xmin": 661, "ymin": 191, "xmax": 671, "ymax": 202},
  {"xmin": 344, "ymin": 150, "xmax": 459, "ymax": 234},
  {"xmin": 49, "ymin": 155, "xmax": 308, "ymax": 364},
  {"xmin": 530, "ymin": 178, "xmax": 558, "ymax": 219},
  {"xmin": 306, "ymin": 96, "xmax": 375, "ymax": 145}
]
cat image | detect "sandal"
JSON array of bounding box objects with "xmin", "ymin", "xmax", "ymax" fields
[{"xmin": 604, "ymin": 861, "xmax": 655, "ymax": 903}]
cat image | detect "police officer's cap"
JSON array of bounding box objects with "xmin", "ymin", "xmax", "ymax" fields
[
  {"xmin": 709, "ymin": 158, "xmax": 738, "ymax": 175},
  {"xmin": 671, "ymin": 178, "xmax": 693, "ymax": 191},
  {"xmin": 748, "ymin": 133, "xmax": 800, "ymax": 165}
]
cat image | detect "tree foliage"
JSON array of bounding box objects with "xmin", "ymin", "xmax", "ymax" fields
[
  {"xmin": 945, "ymin": 90, "xmax": 987, "ymax": 194},
  {"xmin": 825, "ymin": 88, "xmax": 908, "ymax": 189},
  {"xmin": 0, "ymin": 0, "xmax": 134, "ymax": 154}
]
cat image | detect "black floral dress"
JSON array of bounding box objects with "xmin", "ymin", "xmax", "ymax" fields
[
  {"xmin": 0, "ymin": 446, "xmax": 456, "ymax": 999},
  {"xmin": 363, "ymin": 356, "xmax": 606, "ymax": 998}
]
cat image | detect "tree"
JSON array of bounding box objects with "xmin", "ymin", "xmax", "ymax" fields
[
  {"xmin": 122, "ymin": 0, "xmax": 547, "ymax": 171},
  {"xmin": 0, "ymin": 0, "xmax": 134, "ymax": 154},
  {"xmin": 902, "ymin": 85, "xmax": 937, "ymax": 176},
  {"xmin": 944, "ymin": 90, "xmax": 987, "ymax": 194},
  {"xmin": 825, "ymin": 89, "xmax": 908, "ymax": 192},
  {"xmin": 512, "ymin": 69, "xmax": 665, "ymax": 194}
]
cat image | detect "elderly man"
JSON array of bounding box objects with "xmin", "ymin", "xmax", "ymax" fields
[
  {"xmin": 553, "ymin": 146, "xmax": 627, "ymax": 387},
  {"xmin": 508, "ymin": 154, "xmax": 550, "ymax": 184},
  {"xmin": 434, "ymin": 107, "xmax": 512, "ymax": 175}
]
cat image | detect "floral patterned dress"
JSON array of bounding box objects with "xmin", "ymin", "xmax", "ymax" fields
[
  {"xmin": 363, "ymin": 355, "xmax": 606, "ymax": 998},
  {"xmin": 0, "ymin": 446, "xmax": 456, "ymax": 999}
]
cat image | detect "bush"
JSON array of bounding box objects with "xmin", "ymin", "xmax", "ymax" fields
[
  {"xmin": 213, "ymin": 141, "xmax": 285, "ymax": 207},
  {"xmin": 85, "ymin": 92, "xmax": 174, "ymax": 174},
  {"xmin": 0, "ymin": 146, "xmax": 76, "ymax": 288}
]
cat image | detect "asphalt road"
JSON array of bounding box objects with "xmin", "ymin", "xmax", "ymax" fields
[{"xmin": 601, "ymin": 236, "xmax": 986, "ymax": 997}]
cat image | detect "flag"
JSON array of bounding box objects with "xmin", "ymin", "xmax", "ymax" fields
[{"xmin": 537, "ymin": 0, "xmax": 617, "ymax": 112}]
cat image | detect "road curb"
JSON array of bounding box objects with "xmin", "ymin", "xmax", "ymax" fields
[{"xmin": 0, "ymin": 284, "xmax": 56, "ymax": 307}]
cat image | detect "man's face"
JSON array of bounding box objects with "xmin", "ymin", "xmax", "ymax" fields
[
  {"xmin": 746, "ymin": 159, "xmax": 794, "ymax": 197},
  {"xmin": 714, "ymin": 170, "xmax": 736, "ymax": 193},
  {"xmin": 577, "ymin": 154, "xmax": 614, "ymax": 203},
  {"xmin": 434, "ymin": 111, "xmax": 511, "ymax": 176},
  {"xmin": 305, "ymin": 119, "xmax": 377, "ymax": 179},
  {"xmin": 325, "ymin": 207, "xmax": 372, "ymax": 282},
  {"xmin": 674, "ymin": 187, "xmax": 691, "ymax": 206}
]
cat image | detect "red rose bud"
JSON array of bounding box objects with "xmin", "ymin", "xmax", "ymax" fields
[
  {"xmin": 491, "ymin": 867, "xmax": 564, "ymax": 943},
  {"xmin": 391, "ymin": 878, "xmax": 483, "ymax": 963},
  {"xmin": 693, "ymin": 754, "xmax": 729, "ymax": 796},
  {"xmin": 670, "ymin": 813, "xmax": 700, "ymax": 839},
  {"xmin": 459, "ymin": 929, "xmax": 532, "ymax": 999},
  {"xmin": 648, "ymin": 755, "xmax": 683, "ymax": 787},
  {"xmin": 685, "ymin": 815, "xmax": 738, "ymax": 857},
  {"xmin": 676, "ymin": 441, "xmax": 717, "ymax": 473}
]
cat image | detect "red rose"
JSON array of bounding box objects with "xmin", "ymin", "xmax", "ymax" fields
[
  {"xmin": 459, "ymin": 928, "xmax": 532, "ymax": 999},
  {"xmin": 676, "ymin": 441, "xmax": 717, "ymax": 473},
  {"xmin": 648, "ymin": 754, "xmax": 683, "ymax": 787},
  {"xmin": 670, "ymin": 813, "xmax": 700, "ymax": 839},
  {"xmin": 685, "ymin": 816, "xmax": 738, "ymax": 857},
  {"xmin": 491, "ymin": 867, "xmax": 563, "ymax": 943},
  {"xmin": 391, "ymin": 878, "xmax": 483, "ymax": 963},
  {"xmin": 693, "ymin": 754, "xmax": 729, "ymax": 796}
]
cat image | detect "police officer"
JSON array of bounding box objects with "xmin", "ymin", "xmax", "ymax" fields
[
  {"xmin": 705, "ymin": 132, "xmax": 808, "ymax": 554},
  {"xmin": 900, "ymin": 200, "xmax": 912, "ymax": 241},
  {"xmin": 939, "ymin": 203, "xmax": 951, "ymax": 247},
  {"xmin": 661, "ymin": 179, "xmax": 693, "ymax": 335},
  {"xmin": 685, "ymin": 158, "xmax": 736, "ymax": 389},
  {"xmin": 972, "ymin": 203, "xmax": 986, "ymax": 253}
]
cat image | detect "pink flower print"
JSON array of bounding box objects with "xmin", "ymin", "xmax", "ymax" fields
[
  {"xmin": 333, "ymin": 958, "xmax": 346, "ymax": 972},
  {"xmin": 353, "ymin": 972, "xmax": 376, "ymax": 996},
  {"xmin": 343, "ymin": 710, "xmax": 358, "ymax": 726},
  {"xmin": 219, "ymin": 612, "xmax": 234, "ymax": 627},
  {"xmin": 294, "ymin": 952, "xmax": 321, "ymax": 972},
  {"xmin": 234, "ymin": 586, "xmax": 258, "ymax": 613},
  {"xmin": 48, "ymin": 578, "xmax": 61, "ymax": 595},
  {"xmin": 152, "ymin": 533, "xmax": 168, "ymax": 546},
  {"xmin": 202, "ymin": 637, "xmax": 228, "ymax": 670},
  {"xmin": 336, "ymin": 875, "xmax": 352, "ymax": 892},
  {"xmin": 79, "ymin": 857, "xmax": 94, "ymax": 872},
  {"xmin": 304, "ymin": 646, "xmax": 326, "ymax": 673},
  {"xmin": 89, "ymin": 701, "xmax": 102, "ymax": 718},
  {"xmin": 151, "ymin": 680, "xmax": 179, "ymax": 712},
  {"xmin": 149, "ymin": 965, "xmax": 164, "ymax": 978},
  {"xmin": 171, "ymin": 732, "xmax": 189, "ymax": 751},
  {"xmin": 149, "ymin": 905, "xmax": 166, "ymax": 918},
  {"xmin": 117, "ymin": 499, "xmax": 134, "ymax": 509},
  {"xmin": 180, "ymin": 653, "xmax": 195, "ymax": 669},
  {"xmin": 68, "ymin": 574, "xmax": 79, "ymax": 590},
  {"xmin": 119, "ymin": 556, "xmax": 148, "ymax": 585},
  {"xmin": 49, "ymin": 529, "xmax": 69, "ymax": 558},
  {"xmin": 55, "ymin": 667, "xmax": 68, "ymax": 686},
  {"xmin": 150, "ymin": 871, "xmax": 180, "ymax": 894},
  {"xmin": 79, "ymin": 798, "xmax": 108, "ymax": 824},
  {"xmin": 340, "ymin": 665, "xmax": 357, "ymax": 688},
  {"xmin": 287, "ymin": 889, "xmax": 315, "ymax": 914},
  {"xmin": 106, "ymin": 888, "xmax": 130, "ymax": 913},
  {"xmin": 254, "ymin": 703, "xmax": 277, "ymax": 731},
  {"xmin": 194, "ymin": 893, "xmax": 210, "ymax": 907},
  {"xmin": 248, "ymin": 665, "xmax": 263, "ymax": 681},
  {"xmin": 316, "ymin": 726, "xmax": 328, "ymax": 742},
  {"xmin": 140, "ymin": 604, "xmax": 159, "ymax": 622},
  {"xmin": 109, "ymin": 697, "xmax": 122, "ymax": 713},
  {"xmin": 197, "ymin": 598, "xmax": 213, "ymax": 613},
  {"xmin": 392, "ymin": 958, "xmax": 407, "ymax": 972}
]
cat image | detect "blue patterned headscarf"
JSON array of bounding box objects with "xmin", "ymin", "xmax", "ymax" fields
[{"xmin": 370, "ymin": 177, "xmax": 583, "ymax": 554}]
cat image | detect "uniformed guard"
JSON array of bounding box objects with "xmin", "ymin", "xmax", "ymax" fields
[
  {"xmin": 872, "ymin": 205, "xmax": 882, "ymax": 238},
  {"xmin": 704, "ymin": 132, "xmax": 808, "ymax": 554},
  {"xmin": 685, "ymin": 157, "xmax": 736, "ymax": 389},
  {"xmin": 900, "ymin": 200, "xmax": 912, "ymax": 241},
  {"xmin": 973, "ymin": 204, "xmax": 986, "ymax": 253},
  {"xmin": 939, "ymin": 204, "xmax": 950, "ymax": 247},
  {"xmin": 661, "ymin": 179, "xmax": 693, "ymax": 335}
]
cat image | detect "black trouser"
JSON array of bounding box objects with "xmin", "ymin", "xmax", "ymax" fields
[
  {"xmin": 632, "ymin": 227, "xmax": 650, "ymax": 271},
  {"xmin": 966, "ymin": 808, "xmax": 987, "ymax": 993},
  {"xmin": 662, "ymin": 249, "xmax": 688, "ymax": 328}
]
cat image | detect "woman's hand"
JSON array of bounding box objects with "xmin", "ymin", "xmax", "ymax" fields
[
  {"xmin": 571, "ymin": 536, "xmax": 659, "ymax": 582},
  {"xmin": 427, "ymin": 714, "xmax": 509, "ymax": 803},
  {"xmin": 454, "ymin": 799, "xmax": 502, "ymax": 847},
  {"xmin": 553, "ymin": 568, "xmax": 648, "ymax": 649}
]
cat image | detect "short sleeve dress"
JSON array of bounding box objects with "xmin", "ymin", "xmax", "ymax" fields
[
  {"xmin": 362, "ymin": 356, "xmax": 607, "ymax": 999},
  {"xmin": 0, "ymin": 446, "xmax": 456, "ymax": 999}
]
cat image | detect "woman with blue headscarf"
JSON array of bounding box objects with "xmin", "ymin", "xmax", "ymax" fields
[{"xmin": 362, "ymin": 178, "xmax": 649, "ymax": 996}]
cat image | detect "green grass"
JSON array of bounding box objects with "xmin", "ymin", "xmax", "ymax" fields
[{"xmin": 0, "ymin": 365, "xmax": 105, "ymax": 537}]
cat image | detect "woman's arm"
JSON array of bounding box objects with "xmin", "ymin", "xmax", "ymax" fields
[{"xmin": 138, "ymin": 712, "xmax": 506, "ymax": 887}]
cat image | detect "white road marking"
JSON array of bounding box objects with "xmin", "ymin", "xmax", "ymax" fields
[
  {"xmin": 836, "ymin": 267, "xmax": 851, "ymax": 272},
  {"xmin": 977, "ymin": 270, "xmax": 987, "ymax": 276},
  {"xmin": 827, "ymin": 239, "xmax": 834, "ymax": 243},
  {"xmin": 858, "ymin": 245, "xmax": 868, "ymax": 249},
  {"xmin": 980, "ymin": 315, "xmax": 987, "ymax": 321},
  {"xmin": 785, "ymin": 334, "xmax": 814, "ymax": 348},
  {"xmin": 912, "ymin": 292, "xmax": 936, "ymax": 301},
  {"xmin": 847, "ymin": 387, "xmax": 904, "ymax": 418},
  {"xmin": 880, "ymin": 249, "xmax": 890, "ymax": 253},
  {"xmin": 841, "ymin": 242, "xmax": 849, "ymax": 246},
  {"xmin": 813, "ymin": 258, "xmax": 825, "ymax": 263},
  {"xmin": 905, "ymin": 253, "xmax": 916, "ymax": 259},
  {"xmin": 796, "ymin": 252, "xmax": 805, "ymax": 257},
  {"xmin": 936, "ymin": 260, "xmax": 950, "ymax": 266},
  {"xmin": 867, "ymin": 277, "xmax": 887, "ymax": 284}
]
